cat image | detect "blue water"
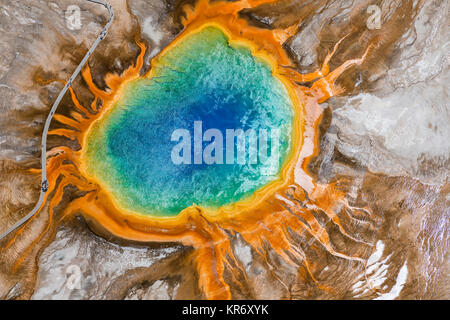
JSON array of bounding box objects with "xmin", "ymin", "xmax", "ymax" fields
[{"xmin": 85, "ymin": 26, "xmax": 294, "ymax": 216}]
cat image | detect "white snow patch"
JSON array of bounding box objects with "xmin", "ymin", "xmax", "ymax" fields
[
  {"xmin": 367, "ymin": 240, "xmax": 384, "ymax": 266},
  {"xmin": 234, "ymin": 239, "xmax": 252, "ymax": 268},
  {"xmin": 374, "ymin": 260, "xmax": 409, "ymax": 300}
]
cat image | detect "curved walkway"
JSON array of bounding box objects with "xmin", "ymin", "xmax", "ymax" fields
[{"xmin": 0, "ymin": 0, "xmax": 114, "ymax": 241}]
